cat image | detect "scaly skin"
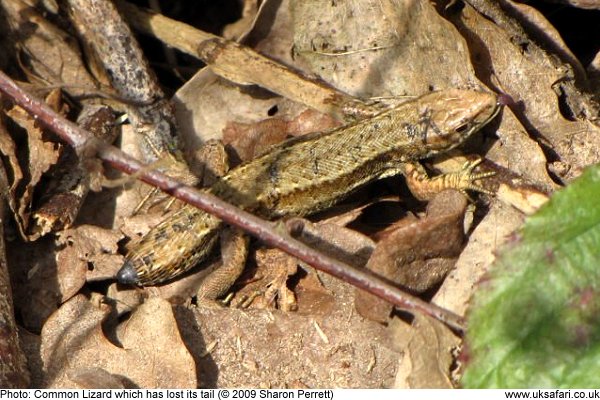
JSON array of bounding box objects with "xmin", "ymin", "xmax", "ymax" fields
[{"xmin": 118, "ymin": 89, "xmax": 503, "ymax": 287}]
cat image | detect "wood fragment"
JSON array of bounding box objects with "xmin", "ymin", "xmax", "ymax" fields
[{"xmin": 115, "ymin": 0, "xmax": 379, "ymax": 121}]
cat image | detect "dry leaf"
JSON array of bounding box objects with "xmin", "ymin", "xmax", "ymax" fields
[
  {"xmin": 10, "ymin": 225, "xmax": 123, "ymax": 332},
  {"xmin": 1, "ymin": 0, "xmax": 99, "ymax": 91},
  {"xmin": 292, "ymin": 0, "xmax": 481, "ymax": 97},
  {"xmin": 456, "ymin": 3, "xmax": 600, "ymax": 182},
  {"xmin": 56, "ymin": 225, "xmax": 124, "ymax": 291},
  {"xmin": 355, "ymin": 191, "xmax": 467, "ymax": 323},
  {"xmin": 5, "ymin": 106, "xmax": 61, "ymax": 239},
  {"xmin": 432, "ymin": 201, "xmax": 525, "ymax": 317},
  {"xmin": 223, "ymin": 109, "xmax": 338, "ymax": 162},
  {"xmin": 33, "ymin": 104, "xmax": 118, "ymax": 236},
  {"xmin": 0, "ymin": 115, "xmax": 23, "ymax": 215},
  {"xmin": 393, "ymin": 314, "xmax": 458, "ymax": 388},
  {"xmin": 41, "ymin": 294, "xmax": 196, "ymax": 388}
]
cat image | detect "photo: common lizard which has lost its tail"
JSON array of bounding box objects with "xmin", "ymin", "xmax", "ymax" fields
[{"xmin": 117, "ymin": 89, "xmax": 507, "ymax": 298}]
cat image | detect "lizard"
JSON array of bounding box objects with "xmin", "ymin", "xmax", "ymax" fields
[{"xmin": 117, "ymin": 89, "xmax": 506, "ymax": 298}]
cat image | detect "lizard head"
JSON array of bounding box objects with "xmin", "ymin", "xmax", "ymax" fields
[{"xmin": 419, "ymin": 89, "xmax": 507, "ymax": 154}]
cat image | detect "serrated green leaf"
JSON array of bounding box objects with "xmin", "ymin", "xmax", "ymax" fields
[{"xmin": 462, "ymin": 165, "xmax": 600, "ymax": 388}]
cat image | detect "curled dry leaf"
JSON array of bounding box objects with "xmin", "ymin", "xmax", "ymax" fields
[
  {"xmin": 5, "ymin": 105, "xmax": 61, "ymax": 239},
  {"xmin": 0, "ymin": 114, "xmax": 22, "ymax": 212},
  {"xmin": 9, "ymin": 224, "xmax": 124, "ymax": 333},
  {"xmin": 41, "ymin": 294, "xmax": 196, "ymax": 388},
  {"xmin": 0, "ymin": 0, "xmax": 98, "ymax": 92},
  {"xmin": 33, "ymin": 105, "xmax": 119, "ymax": 236}
]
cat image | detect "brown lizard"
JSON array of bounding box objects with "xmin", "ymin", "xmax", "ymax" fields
[{"xmin": 117, "ymin": 89, "xmax": 505, "ymax": 298}]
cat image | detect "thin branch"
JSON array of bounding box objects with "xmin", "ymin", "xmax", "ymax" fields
[{"xmin": 0, "ymin": 70, "xmax": 466, "ymax": 333}]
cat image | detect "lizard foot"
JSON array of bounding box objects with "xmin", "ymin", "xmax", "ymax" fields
[
  {"xmin": 450, "ymin": 158, "xmax": 496, "ymax": 197},
  {"xmin": 405, "ymin": 158, "xmax": 495, "ymax": 201}
]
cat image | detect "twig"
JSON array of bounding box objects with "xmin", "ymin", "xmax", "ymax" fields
[
  {"xmin": 0, "ymin": 70, "xmax": 466, "ymax": 333},
  {"xmin": 115, "ymin": 0, "xmax": 378, "ymax": 121}
]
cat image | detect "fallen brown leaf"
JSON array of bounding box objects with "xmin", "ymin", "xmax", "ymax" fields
[
  {"xmin": 392, "ymin": 314, "xmax": 457, "ymax": 388},
  {"xmin": 223, "ymin": 109, "xmax": 338, "ymax": 162},
  {"xmin": 355, "ymin": 190, "xmax": 468, "ymax": 323},
  {"xmin": 5, "ymin": 105, "xmax": 61, "ymax": 239},
  {"xmin": 56, "ymin": 225, "xmax": 125, "ymax": 291},
  {"xmin": 41, "ymin": 294, "xmax": 196, "ymax": 388}
]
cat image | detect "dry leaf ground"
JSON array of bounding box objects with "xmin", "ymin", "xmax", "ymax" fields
[{"xmin": 0, "ymin": 0, "xmax": 598, "ymax": 389}]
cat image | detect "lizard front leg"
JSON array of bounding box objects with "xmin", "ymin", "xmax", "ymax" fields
[{"xmin": 402, "ymin": 158, "xmax": 494, "ymax": 201}]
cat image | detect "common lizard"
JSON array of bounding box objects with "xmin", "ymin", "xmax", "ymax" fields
[{"xmin": 117, "ymin": 89, "xmax": 505, "ymax": 296}]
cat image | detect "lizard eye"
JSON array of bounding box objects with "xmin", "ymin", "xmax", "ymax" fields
[{"xmin": 455, "ymin": 122, "xmax": 470, "ymax": 134}]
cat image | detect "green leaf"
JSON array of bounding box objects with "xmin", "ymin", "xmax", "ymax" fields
[{"xmin": 462, "ymin": 165, "xmax": 600, "ymax": 388}]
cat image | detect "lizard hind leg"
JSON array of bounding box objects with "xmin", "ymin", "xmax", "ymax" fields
[{"xmin": 196, "ymin": 228, "xmax": 250, "ymax": 303}]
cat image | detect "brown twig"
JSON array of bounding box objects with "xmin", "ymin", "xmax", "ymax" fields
[
  {"xmin": 0, "ymin": 70, "xmax": 466, "ymax": 333},
  {"xmin": 115, "ymin": 0, "xmax": 376, "ymax": 121}
]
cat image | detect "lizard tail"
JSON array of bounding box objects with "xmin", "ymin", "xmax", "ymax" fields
[{"xmin": 117, "ymin": 206, "xmax": 222, "ymax": 285}]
